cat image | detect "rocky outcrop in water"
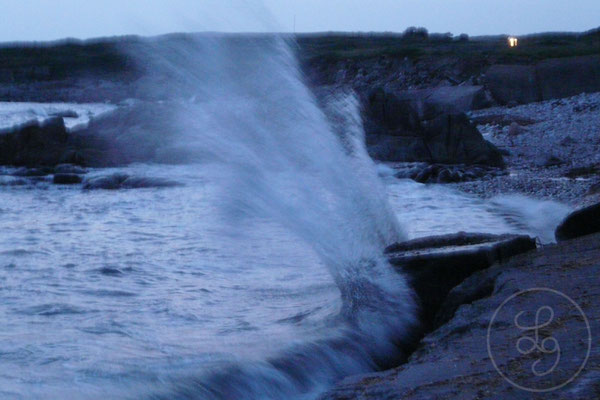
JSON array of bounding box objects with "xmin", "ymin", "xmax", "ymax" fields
[
  {"xmin": 0, "ymin": 117, "xmax": 70, "ymax": 166},
  {"xmin": 555, "ymin": 202, "xmax": 600, "ymax": 241},
  {"xmin": 53, "ymin": 173, "xmax": 83, "ymax": 185},
  {"xmin": 323, "ymin": 233, "xmax": 600, "ymax": 400},
  {"xmin": 365, "ymin": 88, "xmax": 504, "ymax": 166},
  {"xmin": 385, "ymin": 232, "xmax": 536, "ymax": 331},
  {"xmin": 406, "ymin": 163, "xmax": 506, "ymax": 184},
  {"xmin": 82, "ymin": 173, "xmax": 181, "ymax": 190}
]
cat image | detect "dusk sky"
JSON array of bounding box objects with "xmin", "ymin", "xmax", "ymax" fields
[{"xmin": 1, "ymin": 0, "xmax": 599, "ymax": 42}]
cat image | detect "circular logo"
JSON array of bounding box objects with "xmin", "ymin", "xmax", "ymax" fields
[{"xmin": 487, "ymin": 288, "xmax": 592, "ymax": 393}]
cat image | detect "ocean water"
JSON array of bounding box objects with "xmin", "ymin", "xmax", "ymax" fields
[
  {"xmin": 0, "ymin": 164, "xmax": 570, "ymax": 400},
  {"xmin": 0, "ymin": 35, "xmax": 571, "ymax": 400}
]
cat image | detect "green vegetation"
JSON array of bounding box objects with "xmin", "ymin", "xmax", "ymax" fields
[
  {"xmin": 0, "ymin": 39, "xmax": 138, "ymax": 82},
  {"xmin": 0, "ymin": 28, "xmax": 597, "ymax": 85},
  {"xmin": 295, "ymin": 29, "xmax": 600, "ymax": 64}
]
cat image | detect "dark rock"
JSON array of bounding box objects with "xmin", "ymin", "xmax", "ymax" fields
[
  {"xmin": 408, "ymin": 163, "xmax": 507, "ymax": 184},
  {"xmin": 536, "ymin": 55, "xmax": 600, "ymax": 101},
  {"xmin": 0, "ymin": 117, "xmax": 69, "ymax": 167},
  {"xmin": 365, "ymin": 88, "xmax": 422, "ymax": 136},
  {"xmin": 385, "ymin": 232, "xmax": 536, "ymax": 330},
  {"xmin": 364, "ymin": 89, "xmax": 505, "ymax": 166},
  {"xmin": 421, "ymin": 113, "xmax": 505, "ymax": 167},
  {"xmin": 367, "ymin": 135, "xmax": 430, "ymax": 162},
  {"xmin": 411, "ymin": 164, "xmax": 436, "ymax": 183},
  {"xmin": 555, "ymin": 202, "xmax": 600, "ymax": 241},
  {"xmin": 59, "ymin": 150, "xmax": 86, "ymax": 166},
  {"xmin": 53, "ymin": 173, "xmax": 83, "ymax": 185},
  {"xmin": 82, "ymin": 173, "xmax": 181, "ymax": 190},
  {"xmin": 498, "ymin": 147, "xmax": 511, "ymax": 156},
  {"xmin": 484, "ymin": 55, "xmax": 600, "ymax": 105},
  {"xmin": 544, "ymin": 155, "xmax": 565, "ymax": 167},
  {"xmin": 565, "ymin": 164, "xmax": 599, "ymax": 179},
  {"xmin": 391, "ymin": 163, "xmax": 428, "ymax": 180},
  {"xmin": 484, "ymin": 65, "xmax": 539, "ymax": 105},
  {"xmin": 323, "ymin": 233, "xmax": 600, "ymax": 400}
]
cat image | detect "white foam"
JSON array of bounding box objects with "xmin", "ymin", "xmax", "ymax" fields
[{"xmin": 0, "ymin": 102, "xmax": 118, "ymax": 134}]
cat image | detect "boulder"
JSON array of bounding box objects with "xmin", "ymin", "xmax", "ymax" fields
[
  {"xmin": 536, "ymin": 55, "xmax": 600, "ymax": 101},
  {"xmin": 367, "ymin": 135, "xmax": 430, "ymax": 162},
  {"xmin": 565, "ymin": 164, "xmax": 599, "ymax": 179},
  {"xmin": 408, "ymin": 163, "xmax": 506, "ymax": 184},
  {"xmin": 484, "ymin": 64, "xmax": 539, "ymax": 105},
  {"xmin": 421, "ymin": 113, "xmax": 505, "ymax": 167},
  {"xmin": 364, "ymin": 88, "xmax": 422, "ymax": 136},
  {"xmin": 543, "ymin": 155, "xmax": 565, "ymax": 167},
  {"xmin": 0, "ymin": 117, "xmax": 69, "ymax": 166},
  {"xmin": 53, "ymin": 173, "xmax": 83, "ymax": 185},
  {"xmin": 365, "ymin": 86, "xmax": 489, "ymax": 136},
  {"xmin": 82, "ymin": 173, "xmax": 181, "ymax": 190},
  {"xmin": 555, "ymin": 202, "xmax": 600, "ymax": 241},
  {"xmin": 364, "ymin": 89, "xmax": 505, "ymax": 166},
  {"xmin": 385, "ymin": 232, "xmax": 536, "ymax": 330},
  {"xmin": 484, "ymin": 55, "xmax": 600, "ymax": 106}
]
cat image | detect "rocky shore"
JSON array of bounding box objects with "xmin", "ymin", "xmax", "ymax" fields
[
  {"xmin": 0, "ymin": 31, "xmax": 599, "ymax": 399},
  {"xmin": 323, "ymin": 232, "xmax": 600, "ymax": 400},
  {"xmin": 457, "ymin": 92, "xmax": 600, "ymax": 207}
]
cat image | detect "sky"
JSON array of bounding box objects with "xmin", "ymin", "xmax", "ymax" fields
[{"xmin": 0, "ymin": 0, "xmax": 599, "ymax": 42}]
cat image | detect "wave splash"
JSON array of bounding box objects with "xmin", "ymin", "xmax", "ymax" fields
[{"xmin": 128, "ymin": 34, "xmax": 416, "ymax": 399}]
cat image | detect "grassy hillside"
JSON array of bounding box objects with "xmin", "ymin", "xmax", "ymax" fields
[
  {"xmin": 0, "ymin": 29, "xmax": 597, "ymax": 90},
  {"xmin": 295, "ymin": 29, "xmax": 600, "ymax": 65}
]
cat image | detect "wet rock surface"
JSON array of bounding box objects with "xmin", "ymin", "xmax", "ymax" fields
[
  {"xmin": 555, "ymin": 202, "xmax": 600, "ymax": 241},
  {"xmin": 322, "ymin": 233, "xmax": 600, "ymax": 400},
  {"xmin": 365, "ymin": 88, "xmax": 504, "ymax": 167},
  {"xmin": 0, "ymin": 117, "xmax": 69, "ymax": 166},
  {"xmin": 406, "ymin": 163, "xmax": 507, "ymax": 184},
  {"xmin": 386, "ymin": 232, "xmax": 536, "ymax": 331},
  {"xmin": 53, "ymin": 173, "xmax": 83, "ymax": 185},
  {"xmin": 82, "ymin": 173, "xmax": 181, "ymax": 190}
]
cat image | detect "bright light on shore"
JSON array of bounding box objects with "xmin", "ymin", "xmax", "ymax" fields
[{"xmin": 508, "ymin": 37, "xmax": 519, "ymax": 47}]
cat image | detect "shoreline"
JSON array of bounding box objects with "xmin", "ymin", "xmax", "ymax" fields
[
  {"xmin": 452, "ymin": 92, "xmax": 600, "ymax": 208},
  {"xmin": 0, "ymin": 31, "xmax": 599, "ymax": 399}
]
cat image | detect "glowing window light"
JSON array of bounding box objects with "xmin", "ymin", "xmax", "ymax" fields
[{"xmin": 508, "ymin": 37, "xmax": 519, "ymax": 47}]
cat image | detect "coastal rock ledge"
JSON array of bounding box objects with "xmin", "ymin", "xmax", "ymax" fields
[{"xmin": 322, "ymin": 233, "xmax": 600, "ymax": 400}]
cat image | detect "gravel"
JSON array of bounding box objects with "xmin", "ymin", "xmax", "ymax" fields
[{"xmin": 453, "ymin": 92, "xmax": 600, "ymax": 206}]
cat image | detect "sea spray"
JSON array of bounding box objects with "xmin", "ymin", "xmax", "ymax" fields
[{"xmin": 125, "ymin": 34, "xmax": 417, "ymax": 398}]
